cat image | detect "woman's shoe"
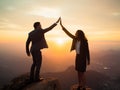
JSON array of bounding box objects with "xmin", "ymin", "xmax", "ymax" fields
[
  {"xmin": 77, "ymin": 86, "xmax": 82, "ymax": 90},
  {"xmin": 82, "ymin": 87, "xmax": 86, "ymax": 90}
]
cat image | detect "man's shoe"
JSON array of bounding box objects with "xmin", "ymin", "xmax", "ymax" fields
[
  {"xmin": 77, "ymin": 86, "xmax": 82, "ymax": 90},
  {"xmin": 40, "ymin": 77, "xmax": 44, "ymax": 81},
  {"xmin": 34, "ymin": 79, "xmax": 40, "ymax": 82},
  {"xmin": 34, "ymin": 78, "xmax": 44, "ymax": 82},
  {"xmin": 83, "ymin": 87, "xmax": 86, "ymax": 90},
  {"xmin": 26, "ymin": 79, "xmax": 34, "ymax": 84}
]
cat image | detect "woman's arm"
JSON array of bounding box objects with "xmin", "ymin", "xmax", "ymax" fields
[
  {"xmin": 60, "ymin": 19, "xmax": 75, "ymax": 39},
  {"xmin": 86, "ymin": 41, "xmax": 90, "ymax": 65}
]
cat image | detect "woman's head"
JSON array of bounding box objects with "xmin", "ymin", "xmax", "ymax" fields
[{"xmin": 75, "ymin": 30, "xmax": 87, "ymax": 41}]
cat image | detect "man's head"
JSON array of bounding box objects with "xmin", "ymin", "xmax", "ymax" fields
[{"xmin": 33, "ymin": 22, "xmax": 41, "ymax": 29}]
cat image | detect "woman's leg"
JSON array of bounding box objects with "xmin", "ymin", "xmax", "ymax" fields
[
  {"xmin": 78, "ymin": 71, "xmax": 83, "ymax": 87},
  {"xmin": 81, "ymin": 72, "xmax": 86, "ymax": 89}
]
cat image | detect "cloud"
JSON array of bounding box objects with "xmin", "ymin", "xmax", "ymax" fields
[
  {"xmin": 27, "ymin": 7, "xmax": 61, "ymax": 18},
  {"xmin": 112, "ymin": 12, "xmax": 120, "ymax": 16},
  {"xmin": 0, "ymin": 18, "xmax": 22, "ymax": 30},
  {"xmin": 5, "ymin": 6, "xmax": 16, "ymax": 11}
]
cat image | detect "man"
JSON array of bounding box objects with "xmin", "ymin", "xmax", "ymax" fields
[{"xmin": 26, "ymin": 18, "xmax": 60, "ymax": 82}]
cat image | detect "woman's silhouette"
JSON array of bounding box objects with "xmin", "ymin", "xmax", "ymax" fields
[{"xmin": 60, "ymin": 19, "xmax": 90, "ymax": 90}]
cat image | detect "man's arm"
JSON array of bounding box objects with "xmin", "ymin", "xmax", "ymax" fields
[
  {"xmin": 26, "ymin": 35, "xmax": 31, "ymax": 56},
  {"xmin": 43, "ymin": 17, "xmax": 60, "ymax": 33},
  {"xmin": 60, "ymin": 19, "xmax": 75, "ymax": 39}
]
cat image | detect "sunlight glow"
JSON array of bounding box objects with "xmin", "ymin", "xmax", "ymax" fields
[
  {"xmin": 54, "ymin": 38, "xmax": 67, "ymax": 46},
  {"xmin": 56, "ymin": 38, "xmax": 64, "ymax": 45}
]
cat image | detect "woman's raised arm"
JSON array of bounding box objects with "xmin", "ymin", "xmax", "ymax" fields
[{"xmin": 60, "ymin": 19, "xmax": 75, "ymax": 39}]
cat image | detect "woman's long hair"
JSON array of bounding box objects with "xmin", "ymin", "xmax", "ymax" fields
[{"xmin": 75, "ymin": 30, "xmax": 87, "ymax": 42}]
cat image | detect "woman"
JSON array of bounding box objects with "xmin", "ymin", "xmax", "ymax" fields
[{"xmin": 60, "ymin": 19, "xmax": 90, "ymax": 90}]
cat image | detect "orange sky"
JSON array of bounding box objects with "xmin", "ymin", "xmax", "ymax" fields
[{"xmin": 0, "ymin": 0, "xmax": 120, "ymax": 54}]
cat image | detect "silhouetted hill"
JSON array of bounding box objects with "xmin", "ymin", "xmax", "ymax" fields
[
  {"xmin": 42, "ymin": 66, "xmax": 120, "ymax": 90},
  {"xmin": 2, "ymin": 65, "xmax": 120, "ymax": 90},
  {"xmin": 86, "ymin": 70, "xmax": 110, "ymax": 90},
  {"xmin": 0, "ymin": 66, "xmax": 15, "ymax": 87},
  {"xmin": 1, "ymin": 74, "xmax": 61, "ymax": 90},
  {"xmin": 1, "ymin": 74, "xmax": 30, "ymax": 90},
  {"xmin": 42, "ymin": 66, "xmax": 77, "ymax": 90},
  {"xmin": 43, "ymin": 66, "xmax": 110, "ymax": 90},
  {"xmin": 1, "ymin": 49, "xmax": 120, "ymax": 90}
]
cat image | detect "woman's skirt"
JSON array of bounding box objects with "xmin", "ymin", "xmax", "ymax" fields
[{"xmin": 75, "ymin": 54, "xmax": 87, "ymax": 72}]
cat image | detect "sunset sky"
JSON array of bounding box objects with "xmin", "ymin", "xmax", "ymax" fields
[
  {"xmin": 0, "ymin": 0, "xmax": 120, "ymax": 77},
  {"xmin": 0, "ymin": 0, "xmax": 120, "ymax": 53}
]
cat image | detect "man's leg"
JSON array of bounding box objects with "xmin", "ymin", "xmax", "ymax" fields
[
  {"xmin": 35, "ymin": 51, "xmax": 42, "ymax": 81},
  {"xmin": 30, "ymin": 52, "xmax": 36, "ymax": 81}
]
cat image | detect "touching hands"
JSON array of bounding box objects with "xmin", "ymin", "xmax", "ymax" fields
[
  {"xmin": 54, "ymin": 17, "xmax": 64, "ymax": 29},
  {"xmin": 60, "ymin": 17, "xmax": 65, "ymax": 30},
  {"xmin": 60, "ymin": 17, "xmax": 62, "ymax": 26},
  {"xmin": 55, "ymin": 17, "xmax": 65, "ymax": 30},
  {"xmin": 55, "ymin": 17, "xmax": 61, "ymax": 24}
]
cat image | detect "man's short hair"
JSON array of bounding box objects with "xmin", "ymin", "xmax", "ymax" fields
[{"xmin": 33, "ymin": 22, "xmax": 40, "ymax": 29}]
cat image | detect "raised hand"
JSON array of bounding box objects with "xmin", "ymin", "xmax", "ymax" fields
[
  {"xmin": 59, "ymin": 18, "xmax": 75, "ymax": 39},
  {"xmin": 60, "ymin": 17, "xmax": 62, "ymax": 26},
  {"xmin": 55, "ymin": 17, "xmax": 61, "ymax": 24},
  {"xmin": 60, "ymin": 17, "xmax": 64, "ymax": 29}
]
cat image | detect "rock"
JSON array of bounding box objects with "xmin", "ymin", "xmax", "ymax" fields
[
  {"xmin": 2, "ymin": 74, "xmax": 61, "ymax": 90},
  {"xmin": 2, "ymin": 74, "xmax": 30, "ymax": 90},
  {"xmin": 70, "ymin": 84, "xmax": 92, "ymax": 90},
  {"xmin": 23, "ymin": 77, "xmax": 61, "ymax": 90}
]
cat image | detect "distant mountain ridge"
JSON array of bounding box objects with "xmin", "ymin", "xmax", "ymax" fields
[
  {"xmin": 1, "ymin": 65, "xmax": 120, "ymax": 90},
  {"xmin": 1, "ymin": 49, "xmax": 120, "ymax": 90}
]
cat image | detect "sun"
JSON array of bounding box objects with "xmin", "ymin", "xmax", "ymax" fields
[
  {"xmin": 56, "ymin": 38, "xmax": 64, "ymax": 45},
  {"xmin": 55, "ymin": 38, "xmax": 65, "ymax": 46}
]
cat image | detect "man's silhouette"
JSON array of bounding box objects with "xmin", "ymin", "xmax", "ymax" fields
[{"xmin": 26, "ymin": 18, "xmax": 60, "ymax": 82}]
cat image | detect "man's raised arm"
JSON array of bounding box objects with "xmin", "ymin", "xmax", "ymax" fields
[{"xmin": 43, "ymin": 17, "xmax": 60, "ymax": 33}]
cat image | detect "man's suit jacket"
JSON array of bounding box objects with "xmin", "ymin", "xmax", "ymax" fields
[{"xmin": 26, "ymin": 23, "xmax": 57, "ymax": 52}]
